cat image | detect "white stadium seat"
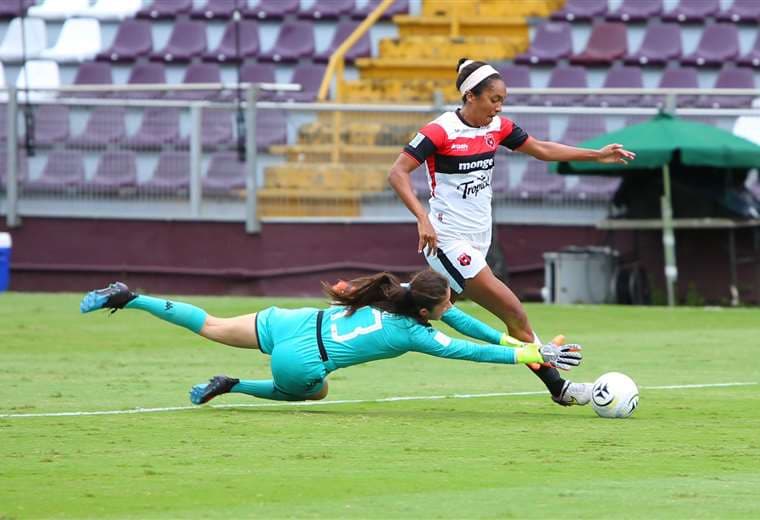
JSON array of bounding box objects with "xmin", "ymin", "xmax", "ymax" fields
[
  {"xmin": 733, "ymin": 98, "xmax": 760, "ymax": 146},
  {"xmin": 15, "ymin": 60, "xmax": 61, "ymax": 102},
  {"xmin": 28, "ymin": 0, "xmax": 92, "ymax": 21},
  {"xmin": 0, "ymin": 17, "xmax": 47, "ymax": 62},
  {"xmin": 77, "ymin": 0, "xmax": 142, "ymax": 21},
  {"xmin": 39, "ymin": 18, "xmax": 102, "ymax": 63}
]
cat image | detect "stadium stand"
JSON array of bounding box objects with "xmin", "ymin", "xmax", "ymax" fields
[
  {"xmin": 28, "ymin": 0, "xmax": 89, "ymax": 20},
  {"xmin": 511, "ymin": 161, "xmax": 566, "ymax": 201},
  {"xmin": 39, "ymin": 17, "xmax": 102, "ymax": 62},
  {"xmin": 277, "ymin": 63, "xmax": 325, "ymax": 102},
  {"xmin": 137, "ymin": 0, "xmax": 192, "ymax": 20},
  {"xmin": 203, "ymin": 151, "xmax": 246, "ymax": 195},
  {"xmin": 570, "ymin": 22, "xmax": 627, "ymax": 66},
  {"xmin": 150, "ymin": 20, "xmax": 207, "ymax": 62},
  {"xmin": 70, "ymin": 61, "xmax": 113, "ymax": 96},
  {"xmin": 70, "ymin": 107, "xmax": 127, "ymax": 147},
  {"xmin": 171, "ymin": 62, "xmax": 222, "ymax": 100},
  {"xmin": 15, "ymin": 59, "xmax": 60, "ymax": 101},
  {"xmin": 77, "ymin": 0, "xmax": 142, "ymax": 21},
  {"xmin": 202, "ymin": 20, "xmax": 259, "ymax": 62},
  {"xmin": 681, "ymin": 24, "xmax": 740, "ymax": 67},
  {"xmin": 0, "ymin": 17, "xmax": 47, "ymax": 62},
  {"xmin": 662, "ymin": 0, "xmax": 720, "ymax": 23},
  {"xmin": 24, "ymin": 150, "xmax": 85, "ymax": 193},
  {"xmin": 244, "ymin": 0, "xmax": 299, "ymax": 20},
  {"xmin": 532, "ymin": 64, "xmax": 588, "ymax": 106},
  {"xmin": 300, "ymin": 0, "xmax": 355, "ymax": 20},
  {"xmin": 140, "ymin": 151, "xmax": 190, "ymax": 194},
  {"xmin": 259, "ymin": 20, "xmax": 316, "ymax": 62},
  {"xmin": 514, "ymin": 21, "xmax": 572, "ymax": 65},
  {"xmin": 494, "ymin": 64, "xmax": 532, "ymax": 105},
  {"xmin": 718, "ymin": 0, "xmax": 760, "ymax": 24},
  {"xmin": 648, "ymin": 66, "xmax": 700, "ymax": 107},
  {"xmin": 314, "ymin": 20, "xmax": 371, "ymax": 63},
  {"xmin": 550, "ymin": 0, "xmax": 607, "ymax": 22},
  {"xmin": 624, "ymin": 22, "xmax": 682, "ymax": 66},
  {"xmin": 351, "ymin": 0, "xmax": 409, "ymax": 20},
  {"xmin": 592, "ymin": 64, "xmax": 644, "ymax": 107},
  {"xmin": 90, "ymin": 150, "xmax": 139, "ymax": 193},
  {"xmin": 190, "ymin": 0, "xmax": 237, "ymax": 20},
  {"xmin": 738, "ymin": 32, "xmax": 760, "ymax": 69},
  {"xmin": 567, "ymin": 176, "xmax": 621, "ymax": 202},
  {"xmin": 126, "ymin": 107, "xmax": 181, "ymax": 149},
  {"xmin": 561, "ymin": 116, "xmax": 607, "ymax": 146},
  {"xmin": 123, "ymin": 61, "xmax": 167, "ymax": 98},
  {"xmin": 95, "ymin": 19, "xmax": 153, "ymax": 62},
  {"xmin": 0, "ymin": 0, "xmax": 34, "ymax": 19},
  {"xmin": 605, "ymin": 0, "xmax": 662, "ymax": 22},
  {"xmin": 698, "ymin": 65, "xmax": 756, "ymax": 108},
  {"xmin": 28, "ymin": 105, "xmax": 69, "ymax": 146}
]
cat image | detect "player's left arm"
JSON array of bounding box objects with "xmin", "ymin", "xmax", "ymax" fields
[
  {"xmin": 440, "ymin": 305, "xmax": 512, "ymax": 345},
  {"xmin": 516, "ymin": 137, "xmax": 636, "ymax": 164}
]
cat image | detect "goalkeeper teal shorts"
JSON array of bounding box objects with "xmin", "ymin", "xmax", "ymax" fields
[{"xmin": 256, "ymin": 306, "xmax": 332, "ymax": 397}]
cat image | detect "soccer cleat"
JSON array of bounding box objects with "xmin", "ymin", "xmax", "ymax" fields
[
  {"xmin": 189, "ymin": 375, "xmax": 240, "ymax": 405},
  {"xmin": 552, "ymin": 380, "xmax": 593, "ymax": 407},
  {"xmin": 79, "ymin": 281, "xmax": 137, "ymax": 314}
]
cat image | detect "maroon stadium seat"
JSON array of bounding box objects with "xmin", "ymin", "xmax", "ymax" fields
[
  {"xmin": 662, "ymin": 0, "xmax": 720, "ymax": 23},
  {"xmin": 150, "ymin": 20, "xmax": 207, "ymax": 62},
  {"xmin": 511, "ymin": 162, "xmax": 565, "ymax": 201},
  {"xmin": 91, "ymin": 151, "xmax": 138, "ymax": 192},
  {"xmin": 244, "ymin": 0, "xmax": 299, "ymax": 20},
  {"xmin": 25, "ymin": 150, "xmax": 84, "ymax": 193},
  {"xmin": 698, "ymin": 65, "xmax": 756, "ymax": 109},
  {"xmin": 259, "ymin": 20, "xmax": 315, "ymax": 62},
  {"xmin": 141, "ymin": 151, "xmax": 190, "ymax": 193},
  {"xmin": 561, "ymin": 116, "xmax": 606, "ymax": 146},
  {"xmin": 300, "ymin": 0, "xmax": 354, "ymax": 20},
  {"xmin": 494, "ymin": 64, "xmax": 532, "ymax": 105},
  {"xmin": 123, "ymin": 62, "xmax": 167, "ymax": 99},
  {"xmin": 590, "ymin": 65, "xmax": 644, "ymax": 108},
  {"xmin": 314, "ymin": 20, "xmax": 371, "ymax": 63},
  {"xmin": 171, "ymin": 62, "xmax": 221, "ymax": 100},
  {"xmin": 126, "ymin": 107, "xmax": 181, "ymax": 148},
  {"xmin": 96, "ymin": 19, "xmax": 153, "ymax": 62},
  {"xmin": 138, "ymin": 0, "xmax": 193, "ymax": 19},
  {"xmin": 550, "ymin": 0, "xmax": 606, "ymax": 22},
  {"xmin": 717, "ymin": 0, "xmax": 760, "ymax": 24},
  {"xmin": 531, "ymin": 65, "xmax": 588, "ymax": 106},
  {"xmin": 69, "ymin": 61, "xmax": 113, "ymax": 97},
  {"xmin": 278, "ymin": 63, "xmax": 325, "ymax": 102},
  {"xmin": 70, "ymin": 107, "xmax": 127, "ymax": 146},
  {"xmin": 681, "ymin": 24, "xmax": 740, "ymax": 67},
  {"xmin": 738, "ymin": 32, "xmax": 760, "ymax": 68},
  {"xmin": 32, "ymin": 105, "xmax": 69, "ymax": 146},
  {"xmin": 191, "ymin": 0, "xmax": 237, "ymax": 20},
  {"xmin": 202, "ymin": 20, "xmax": 259, "ymax": 62},
  {"xmin": 606, "ymin": 0, "xmax": 662, "ymax": 22},
  {"xmin": 515, "ymin": 22, "xmax": 572, "ymax": 65},
  {"xmin": 256, "ymin": 109, "xmax": 288, "ymax": 151},
  {"xmin": 0, "ymin": 0, "xmax": 34, "ymax": 19},
  {"xmin": 570, "ymin": 22, "xmax": 627, "ymax": 66},
  {"xmin": 647, "ymin": 66, "xmax": 700, "ymax": 107},
  {"xmin": 203, "ymin": 151, "xmax": 245, "ymax": 195},
  {"xmin": 624, "ymin": 22, "xmax": 682, "ymax": 66}
]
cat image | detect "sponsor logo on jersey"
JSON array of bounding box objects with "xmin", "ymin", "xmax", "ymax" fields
[
  {"xmin": 458, "ymin": 253, "xmax": 472, "ymax": 266},
  {"xmin": 458, "ymin": 157, "xmax": 494, "ymax": 172},
  {"xmin": 450, "ymin": 143, "xmax": 469, "ymax": 151},
  {"xmin": 457, "ymin": 174, "xmax": 491, "ymax": 199}
]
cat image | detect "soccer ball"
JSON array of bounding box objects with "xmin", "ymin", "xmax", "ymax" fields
[{"xmin": 591, "ymin": 372, "xmax": 639, "ymax": 418}]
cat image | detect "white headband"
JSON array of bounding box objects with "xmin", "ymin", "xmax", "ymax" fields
[{"xmin": 459, "ymin": 64, "xmax": 500, "ymax": 94}]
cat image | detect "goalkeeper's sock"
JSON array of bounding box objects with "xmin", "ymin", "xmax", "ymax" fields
[
  {"xmin": 231, "ymin": 380, "xmax": 310, "ymax": 401},
  {"xmin": 529, "ymin": 332, "xmax": 565, "ymax": 397},
  {"xmin": 124, "ymin": 295, "xmax": 207, "ymax": 334}
]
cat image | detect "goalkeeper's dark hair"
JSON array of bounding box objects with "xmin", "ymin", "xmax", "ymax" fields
[{"xmin": 322, "ymin": 269, "xmax": 449, "ymax": 321}]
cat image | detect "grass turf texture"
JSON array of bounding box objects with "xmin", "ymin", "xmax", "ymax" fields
[{"xmin": 1, "ymin": 292, "xmax": 759, "ymax": 519}]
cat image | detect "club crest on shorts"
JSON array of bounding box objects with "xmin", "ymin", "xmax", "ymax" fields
[
  {"xmin": 485, "ymin": 133, "xmax": 496, "ymax": 149},
  {"xmin": 458, "ymin": 253, "xmax": 472, "ymax": 266}
]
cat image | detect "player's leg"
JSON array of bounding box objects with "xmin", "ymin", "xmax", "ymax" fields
[
  {"xmin": 80, "ymin": 281, "xmax": 259, "ymax": 349},
  {"xmin": 190, "ymin": 376, "xmax": 327, "ymax": 404}
]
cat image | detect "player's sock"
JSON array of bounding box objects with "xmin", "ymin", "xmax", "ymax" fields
[
  {"xmin": 124, "ymin": 295, "xmax": 207, "ymax": 333},
  {"xmin": 528, "ymin": 331, "xmax": 566, "ymax": 397},
  {"xmin": 231, "ymin": 380, "xmax": 309, "ymax": 401}
]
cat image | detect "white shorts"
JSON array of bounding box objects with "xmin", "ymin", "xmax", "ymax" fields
[{"xmin": 425, "ymin": 238, "xmax": 489, "ymax": 294}]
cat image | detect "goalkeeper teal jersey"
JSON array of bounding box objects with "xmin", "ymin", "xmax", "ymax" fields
[{"xmin": 256, "ymin": 304, "xmax": 516, "ymax": 371}]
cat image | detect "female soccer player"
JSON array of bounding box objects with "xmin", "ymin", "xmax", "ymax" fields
[
  {"xmin": 80, "ymin": 270, "xmax": 582, "ymax": 404},
  {"xmin": 388, "ymin": 58, "xmax": 635, "ymax": 406}
]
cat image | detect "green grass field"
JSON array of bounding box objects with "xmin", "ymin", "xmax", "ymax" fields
[{"xmin": 1, "ymin": 292, "xmax": 759, "ymax": 519}]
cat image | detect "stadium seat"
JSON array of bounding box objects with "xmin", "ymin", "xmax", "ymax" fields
[
  {"xmin": 193, "ymin": 109, "xmax": 234, "ymax": 147},
  {"xmin": 256, "ymin": 109, "xmax": 288, "ymax": 151},
  {"xmin": 77, "ymin": 0, "xmax": 142, "ymax": 20},
  {"xmin": 137, "ymin": 0, "xmax": 193, "ymax": 19},
  {"xmin": 0, "ymin": 17, "xmax": 47, "ymax": 62},
  {"xmin": 519, "ymin": 114, "xmax": 550, "ymax": 141},
  {"xmin": 203, "ymin": 152, "xmax": 246, "ymax": 195},
  {"xmin": 0, "ymin": 0, "xmax": 35, "ymax": 19},
  {"xmin": 25, "ymin": 150, "xmax": 85, "ymax": 192},
  {"xmin": 126, "ymin": 107, "xmax": 181, "ymax": 148},
  {"xmin": 718, "ymin": 0, "xmax": 760, "ymax": 24},
  {"xmin": 351, "ymin": 0, "xmax": 409, "ymax": 20},
  {"xmin": 123, "ymin": 62, "xmax": 167, "ymax": 98},
  {"xmin": 531, "ymin": 65, "xmax": 588, "ymax": 106},
  {"xmin": 202, "ymin": 20, "xmax": 259, "ymax": 62},
  {"xmin": 649, "ymin": 66, "xmax": 700, "ymax": 107},
  {"xmin": 491, "ymin": 163, "xmax": 509, "ymax": 194},
  {"xmin": 259, "ymin": 21, "xmax": 315, "ymax": 62},
  {"xmin": 39, "ymin": 18, "xmax": 102, "ymax": 62},
  {"xmin": 314, "ymin": 20, "xmax": 371, "ymax": 63},
  {"xmin": 410, "ymin": 164, "xmax": 430, "ymax": 197},
  {"xmin": 15, "ymin": 60, "xmax": 60, "ymax": 102},
  {"xmin": 511, "ymin": 161, "xmax": 565, "ymax": 201},
  {"xmin": 228, "ymin": 62, "xmax": 277, "ymax": 101},
  {"xmin": 91, "ymin": 150, "xmax": 138, "ymax": 192},
  {"xmin": 28, "ymin": 0, "xmax": 89, "ymax": 20},
  {"xmin": 698, "ymin": 65, "xmax": 756, "ymax": 109},
  {"xmin": 681, "ymin": 24, "xmax": 740, "ymax": 67},
  {"xmin": 494, "ymin": 64, "xmax": 532, "ymax": 105},
  {"xmin": 70, "ymin": 107, "xmax": 127, "ymax": 146},
  {"xmin": 561, "ymin": 116, "xmax": 606, "ymax": 146},
  {"xmin": 244, "ymin": 0, "xmax": 299, "ymax": 20},
  {"xmin": 570, "ymin": 22, "xmax": 627, "ymax": 66},
  {"xmin": 606, "ymin": 0, "xmax": 662, "ymax": 22},
  {"xmin": 171, "ymin": 62, "xmax": 222, "ymax": 100},
  {"xmin": 141, "ymin": 151, "xmax": 190, "ymax": 193},
  {"xmin": 67, "ymin": 61, "xmax": 112, "ymax": 98},
  {"xmin": 662, "ymin": 0, "xmax": 720, "ymax": 23},
  {"xmin": 96, "ymin": 19, "xmax": 153, "ymax": 62},
  {"xmin": 624, "ymin": 22, "xmax": 682, "ymax": 66},
  {"xmin": 300, "ymin": 0, "xmax": 354, "ymax": 19},
  {"xmin": 0, "ymin": 148, "xmax": 27, "ymax": 188},
  {"xmin": 191, "ymin": 0, "xmax": 238, "ymax": 19},
  {"xmin": 550, "ymin": 0, "xmax": 606, "ymax": 22},
  {"xmin": 150, "ymin": 20, "xmax": 207, "ymax": 62},
  {"xmin": 568, "ymin": 176, "xmax": 621, "ymax": 201},
  {"xmin": 591, "ymin": 65, "xmax": 644, "ymax": 107},
  {"xmin": 733, "ymin": 99, "xmax": 760, "ymax": 145},
  {"xmin": 31, "ymin": 105, "xmax": 70, "ymax": 145},
  {"xmin": 514, "ymin": 21, "xmax": 572, "ymax": 65},
  {"xmin": 278, "ymin": 63, "xmax": 325, "ymax": 102},
  {"xmin": 738, "ymin": 32, "xmax": 760, "ymax": 69}
]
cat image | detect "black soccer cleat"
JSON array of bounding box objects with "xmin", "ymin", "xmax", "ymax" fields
[
  {"xmin": 79, "ymin": 281, "xmax": 137, "ymax": 314},
  {"xmin": 189, "ymin": 375, "xmax": 240, "ymax": 405}
]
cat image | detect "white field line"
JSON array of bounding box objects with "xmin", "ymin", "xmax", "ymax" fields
[{"xmin": 0, "ymin": 381, "xmax": 756, "ymax": 419}]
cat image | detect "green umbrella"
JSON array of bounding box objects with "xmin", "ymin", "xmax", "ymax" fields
[{"xmin": 555, "ymin": 112, "xmax": 760, "ymax": 306}]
